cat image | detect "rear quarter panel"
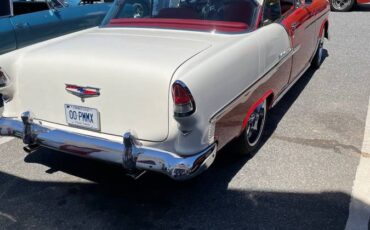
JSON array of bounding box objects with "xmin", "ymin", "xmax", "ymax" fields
[{"xmin": 169, "ymin": 24, "xmax": 291, "ymax": 153}]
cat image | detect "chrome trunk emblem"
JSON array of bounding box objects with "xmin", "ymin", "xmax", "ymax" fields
[{"xmin": 65, "ymin": 84, "xmax": 100, "ymax": 102}]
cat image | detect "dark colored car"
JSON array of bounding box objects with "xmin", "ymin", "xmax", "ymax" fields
[{"xmin": 0, "ymin": 0, "xmax": 110, "ymax": 55}]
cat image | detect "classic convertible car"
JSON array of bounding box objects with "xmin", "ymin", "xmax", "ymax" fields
[
  {"xmin": 0, "ymin": 0, "xmax": 110, "ymax": 55},
  {"xmin": 0, "ymin": 0, "xmax": 329, "ymax": 180}
]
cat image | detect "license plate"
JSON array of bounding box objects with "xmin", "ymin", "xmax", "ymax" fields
[{"xmin": 65, "ymin": 104, "xmax": 100, "ymax": 131}]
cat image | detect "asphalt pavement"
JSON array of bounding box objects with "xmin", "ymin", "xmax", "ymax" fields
[{"xmin": 0, "ymin": 5, "xmax": 370, "ymax": 230}]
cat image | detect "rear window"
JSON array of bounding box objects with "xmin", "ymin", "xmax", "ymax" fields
[{"xmin": 104, "ymin": 0, "xmax": 260, "ymax": 33}]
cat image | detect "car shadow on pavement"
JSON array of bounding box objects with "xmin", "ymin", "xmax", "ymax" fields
[
  {"xmin": 0, "ymin": 168, "xmax": 360, "ymax": 230},
  {"xmin": 2, "ymin": 50, "xmax": 355, "ymax": 229},
  {"xmin": 355, "ymin": 4, "xmax": 370, "ymax": 11}
]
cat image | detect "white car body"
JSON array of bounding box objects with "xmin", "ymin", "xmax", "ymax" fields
[{"xmin": 0, "ymin": 0, "xmax": 329, "ymax": 180}]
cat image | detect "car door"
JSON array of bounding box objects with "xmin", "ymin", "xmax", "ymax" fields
[
  {"xmin": 0, "ymin": 0, "xmax": 16, "ymax": 54},
  {"xmin": 261, "ymin": 0, "xmax": 292, "ymax": 96},
  {"xmin": 10, "ymin": 0, "xmax": 61, "ymax": 49},
  {"xmin": 51, "ymin": 2, "xmax": 110, "ymax": 34},
  {"xmin": 282, "ymin": 0, "xmax": 317, "ymax": 83}
]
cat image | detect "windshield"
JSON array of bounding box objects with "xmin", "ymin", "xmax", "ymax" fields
[{"xmin": 103, "ymin": 0, "xmax": 260, "ymax": 33}]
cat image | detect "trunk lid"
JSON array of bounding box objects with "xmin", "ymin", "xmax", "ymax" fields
[{"xmin": 16, "ymin": 28, "xmax": 211, "ymax": 141}]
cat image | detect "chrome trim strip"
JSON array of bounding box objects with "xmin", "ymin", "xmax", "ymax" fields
[
  {"xmin": 271, "ymin": 63, "xmax": 310, "ymax": 107},
  {"xmin": 0, "ymin": 116, "xmax": 217, "ymax": 180},
  {"xmin": 209, "ymin": 45, "xmax": 299, "ymax": 123},
  {"xmin": 305, "ymin": 11, "xmax": 328, "ymax": 30}
]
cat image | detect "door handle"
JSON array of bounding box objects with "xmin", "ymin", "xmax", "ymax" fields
[{"xmin": 291, "ymin": 22, "xmax": 298, "ymax": 30}]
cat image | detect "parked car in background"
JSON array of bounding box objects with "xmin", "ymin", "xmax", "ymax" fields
[
  {"xmin": 0, "ymin": 0, "xmax": 110, "ymax": 55},
  {"xmin": 330, "ymin": 0, "xmax": 370, "ymax": 11},
  {"xmin": 0, "ymin": 0, "xmax": 329, "ymax": 180}
]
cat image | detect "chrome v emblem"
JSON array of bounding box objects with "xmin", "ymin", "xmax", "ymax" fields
[{"xmin": 65, "ymin": 84, "xmax": 100, "ymax": 102}]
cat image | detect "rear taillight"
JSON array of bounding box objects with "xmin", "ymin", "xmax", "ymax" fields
[{"xmin": 172, "ymin": 81, "xmax": 195, "ymax": 117}]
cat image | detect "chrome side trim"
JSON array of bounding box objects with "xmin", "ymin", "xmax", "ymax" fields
[
  {"xmin": 0, "ymin": 116, "xmax": 217, "ymax": 180},
  {"xmin": 279, "ymin": 48, "xmax": 292, "ymax": 59},
  {"xmin": 305, "ymin": 10, "xmax": 329, "ymax": 30},
  {"xmin": 271, "ymin": 63, "xmax": 311, "ymax": 107}
]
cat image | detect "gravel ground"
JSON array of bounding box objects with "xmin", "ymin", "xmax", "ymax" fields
[{"xmin": 0, "ymin": 5, "xmax": 369, "ymax": 230}]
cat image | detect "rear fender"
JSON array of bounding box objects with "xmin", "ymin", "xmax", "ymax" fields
[
  {"xmin": 319, "ymin": 19, "xmax": 329, "ymax": 40},
  {"xmin": 241, "ymin": 89, "xmax": 274, "ymax": 131}
]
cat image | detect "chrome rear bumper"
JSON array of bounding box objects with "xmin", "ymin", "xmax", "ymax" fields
[{"xmin": 0, "ymin": 112, "xmax": 217, "ymax": 180}]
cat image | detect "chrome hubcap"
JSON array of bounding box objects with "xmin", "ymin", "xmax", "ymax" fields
[
  {"xmin": 246, "ymin": 101, "xmax": 266, "ymax": 146},
  {"xmin": 332, "ymin": 0, "xmax": 351, "ymax": 10}
]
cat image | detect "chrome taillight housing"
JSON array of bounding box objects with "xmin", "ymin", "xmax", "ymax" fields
[
  {"xmin": 0, "ymin": 69, "xmax": 8, "ymax": 87},
  {"xmin": 0, "ymin": 68, "xmax": 10, "ymax": 107},
  {"xmin": 171, "ymin": 81, "xmax": 196, "ymax": 117}
]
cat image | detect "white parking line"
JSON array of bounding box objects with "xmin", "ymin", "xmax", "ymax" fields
[
  {"xmin": 0, "ymin": 137, "xmax": 14, "ymax": 145},
  {"xmin": 345, "ymin": 97, "xmax": 370, "ymax": 230}
]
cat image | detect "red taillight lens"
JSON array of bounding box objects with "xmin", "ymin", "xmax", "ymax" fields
[
  {"xmin": 172, "ymin": 83, "xmax": 191, "ymax": 105},
  {"xmin": 172, "ymin": 81, "xmax": 195, "ymax": 117}
]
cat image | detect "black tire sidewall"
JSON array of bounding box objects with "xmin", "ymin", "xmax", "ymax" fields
[{"xmin": 234, "ymin": 105, "xmax": 268, "ymax": 157}]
